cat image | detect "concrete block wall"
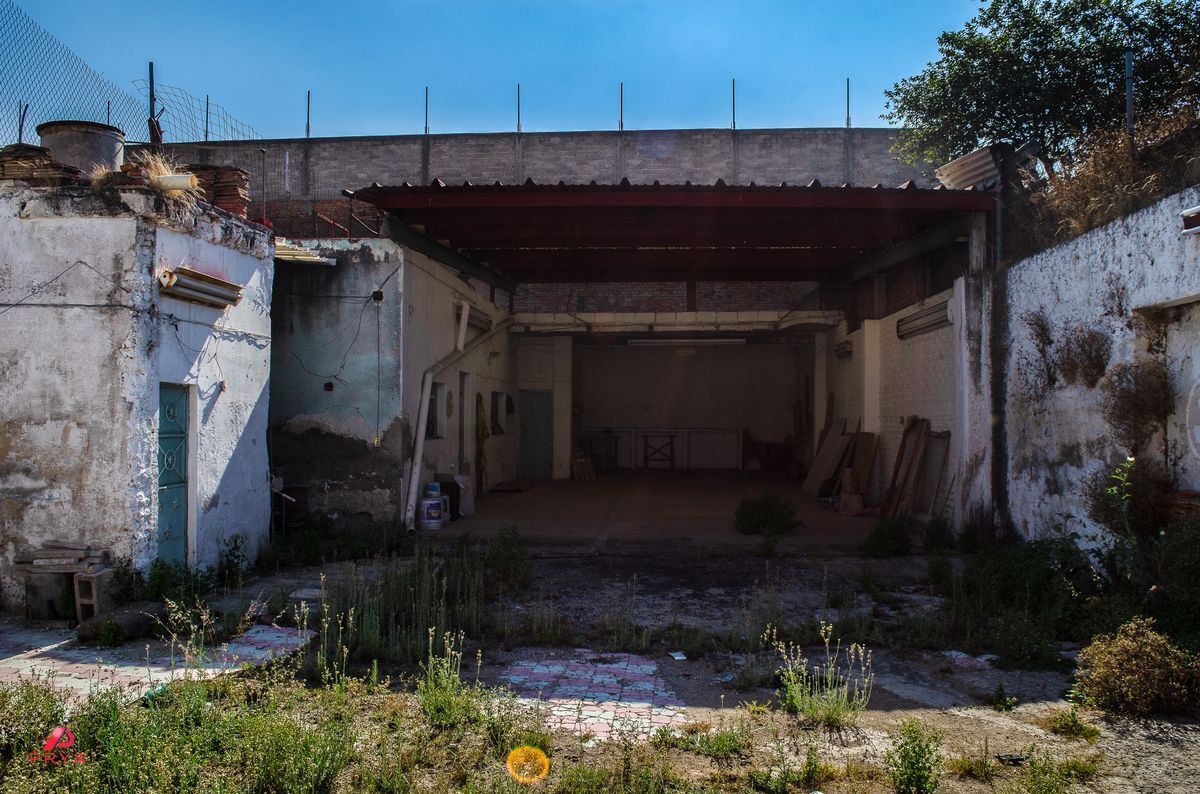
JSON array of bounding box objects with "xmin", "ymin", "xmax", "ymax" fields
[
  {"xmin": 1001, "ymin": 185, "xmax": 1200, "ymax": 542},
  {"xmin": 155, "ymin": 127, "xmax": 930, "ymax": 237}
]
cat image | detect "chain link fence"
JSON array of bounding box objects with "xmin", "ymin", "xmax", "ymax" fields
[{"xmin": 0, "ymin": 0, "xmax": 259, "ymax": 146}]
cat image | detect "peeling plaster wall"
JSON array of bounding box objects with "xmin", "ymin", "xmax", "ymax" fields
[
  {"xmin": 1002, "ymin": 185, "xmax": 1200, "ymax": 541},
  {"xmin": 825, "ymin": 321, "xmax": 864, "ymax": 431},
  {"xmin": 270, "ymin": 239, "xmax": 518, "ymax": 523},
  {"xmin": 0, "ymin": 186, "xmax": 272, "ymax": 610},
  {"xmin": 270, "ymin": 239, "xmax": 407, "ymax": 521}
]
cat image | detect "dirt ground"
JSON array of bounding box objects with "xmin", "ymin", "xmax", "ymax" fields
[{"xmin": 458, "ymin": 537, "xmax": 1200, "ymax": 793}]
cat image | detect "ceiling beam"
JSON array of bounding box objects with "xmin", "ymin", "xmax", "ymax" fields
[
  {"xmin": 848, "ymin": 214, "xmax": 978, "ymax": 281},
  {"xmin": 382, "ymin": 219, "xmax": 517, "ymax": 291}
]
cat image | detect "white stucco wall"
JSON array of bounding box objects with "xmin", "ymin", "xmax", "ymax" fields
[
  {"xmin": 402, "ymin": 248, "xmax": 519, "ymax": 492},
  {"xmin": 1002, "ymin": 185, "xmax": 1200, "ymax": 540},
  {"xmin": 0, "ymin": 186, "xmax": 272, "ymax": 609},
  {"xmin": 516, "ymin": 336, "xmax": 573, "ymax": 479}
]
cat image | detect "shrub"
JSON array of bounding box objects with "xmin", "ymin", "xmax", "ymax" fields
[
  {"xmin": 734, "ymin": 493, "xmax": 800, "ymax": 536},
  {"xmin": 0, "ymin": 678, "xmax": 67, "ymax": 764},
  {"xmin": 773, "ymin": 623, "xmax": 873, "ymax": 730},
  {"xmin": 1102, "ymin": 359, "xmax": 1175, "ymax": 454},
  {"xmin": 884, "ymin": 719, "xmax": 942, "ymax": 794},
  {"xmin": 486, "ymin": 525, "xmax": 531, "ymax": 593},
  {"xmin": 1056, "ymin": 326, "xmax": 1111, "ymax": 388},
  {"xmin": 862, "ymin": 518, "xmax": 911, "ymax": 557},
  {"xmin": 1076, "ymin": 617, "xmax": 1197, "ymax": 716},
  {"xmin": 417, "ymin": 630, "xmax": 480, "ymax": 729},
  {"xmin": 922, "ymin": 519, "xmax": 954, "ymax": 553}
]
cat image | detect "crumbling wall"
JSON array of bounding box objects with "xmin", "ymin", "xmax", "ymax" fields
[
  {"xmin": 0, "ymin": 186, "xmax": 273, "ymax": 609},
  {"xmin": 270, "ymin": 239, "xmax": 407, "ymax": 523},
  {"xmin": 824, "ymin": 321, "xmax": 864, "ymax": 430},
  {"xmin": 1002, "ymin": 185, "xmax": 1200, "ymax": 541}
]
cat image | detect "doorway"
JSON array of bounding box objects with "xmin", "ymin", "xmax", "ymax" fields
[{"xmin": 519, "ymin": 389, "xmax": 553, "ymax": 479}]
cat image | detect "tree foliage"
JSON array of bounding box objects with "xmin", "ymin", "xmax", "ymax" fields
[{"xmin": 884, "ymin": 0, "xmax": 1200, "ymax": 168}]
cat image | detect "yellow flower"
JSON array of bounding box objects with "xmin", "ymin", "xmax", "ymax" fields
[{"xmin": 505, "ymin": 745, "xmax": 550, "ymax": 784}]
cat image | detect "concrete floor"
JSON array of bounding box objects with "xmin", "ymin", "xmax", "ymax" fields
[{"xmin": 450, "ymin": 470, "xmax": 873, "ymax": 550}]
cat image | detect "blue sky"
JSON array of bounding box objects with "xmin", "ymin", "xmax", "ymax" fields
[{"xmin": 22, "ymin": 0, "xmax": 980, "ymax": 138}]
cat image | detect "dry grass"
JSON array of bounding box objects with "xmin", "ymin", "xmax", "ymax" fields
[
  {"xmin": 133, "ymin": 151, "xmax": 204, "ymax": 212},
  {"xmin": 87, "ymin": 162, "xmax": 115, "ymax": 188},
  {"xmin": 1009, "ymin": 102, "xmax": 1200, "ymax": 260}
]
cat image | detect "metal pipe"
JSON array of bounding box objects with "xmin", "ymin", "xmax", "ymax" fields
[
  {"xmin": 516, "ymin": 83, "xmax": 521, "ymax": 133},
  {"xmin": 306, "ymin": 89, "xmax": 311, "ymax": 138},
  {"xmin": 424, "ymin": 86, "xmax": 429, "ymax": 135},
  {"xmin": 456, "ymin": 299, "xmax": 470, "ymax": 351},
  {"xmin": 619, "ymin": 82, "xmax": 624, "ymax": 131},
  {"xmin": 204, "ymin": 95, "xmax": 209, "ymax": 141},
  {"xmin": 731, "ymin": 78, "xmax": 736, "ymax": 130},
  {"xmin": 845, "ymin": 78, "xmax": 851, "ymax": 128},
  {"xmin": 403, "ymin": 315, "xmax": 514, "ymax": 529}
]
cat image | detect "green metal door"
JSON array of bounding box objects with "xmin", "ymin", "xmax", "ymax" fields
[{"xmin": 157, "ymin": 384, "xmax": 188, "ymax": 565}]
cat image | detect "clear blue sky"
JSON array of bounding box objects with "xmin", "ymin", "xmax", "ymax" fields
[{"xmin": 22, "ymin": 0, "xmax": 980, "ymax": 138}]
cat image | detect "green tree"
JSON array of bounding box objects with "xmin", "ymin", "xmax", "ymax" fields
[{"xmin": 884, "ymin": 0, "xmax": 1200, "ymax": 169}]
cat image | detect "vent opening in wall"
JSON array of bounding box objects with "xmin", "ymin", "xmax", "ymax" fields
[{"xmin": 834, "ymin": 340, "xmax": 853, "ymax": 359}]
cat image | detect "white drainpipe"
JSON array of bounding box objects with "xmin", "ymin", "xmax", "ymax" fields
[{"xmin": 403, "ymin": 304, "xmax": 512, "ymax": 531}]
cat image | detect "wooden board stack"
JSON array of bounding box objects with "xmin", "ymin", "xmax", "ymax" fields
[
  {"xmin": 188, "ymin": 164, "xmax": 251, "ymax": 217},
  {"xmin": 13, "ymin": 541, "xmax": 112, "ymax": 574}
]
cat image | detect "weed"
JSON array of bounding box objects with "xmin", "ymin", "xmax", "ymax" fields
[
  {"xmin": 1038, "ymin": 706, "xmax": 1100, "ymax": 743},
  {"xmin": 653, "ymin": 720, "xmax": 748, "ymax": 764},
  {"xmin": 0, "ymin": 676, "xmax": 67, "ymax": 763},
  {"xmin": 734, "ymin": 493, "xmax": 800, "ymax": 536},
  {"xmin": 923, "ymin": 519, "xmax": 954, "ymax": 553},
  {"xmin": 947, "ymin": 738, "xmax": 1000, "ymax": 782},
  {"xmin": 991, "ymin": 681, "xmax": 1019, "ymax": 712},
  {"xmin": 486, "ymin": 525, "xmax": 531, "ymax": 593},
  {"xmin": 862, "ymin": 517, "xmax": 911, "ymax": 557},
  {"xmin": 418, "ymin": 629, "xmax": 480, "ymax": 729},
  {"xmin": 772, "ymin": 622, "xmax": 874, "ymax": 730},
  {"xmin": 884, "ymin": 718, "xmax": 942, "ymax": 794},
  {"xmin": 926, "ymin": 553, "xmax": 953, "ymax": 596},
  {"xmin": 1016, "ymin": 746, "xmax": 1099, "ymax": 793}
]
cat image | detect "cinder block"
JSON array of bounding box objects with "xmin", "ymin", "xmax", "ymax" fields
[{"xmin": 74, "ymin": 568, "xmax": 115, "ymax": 624}]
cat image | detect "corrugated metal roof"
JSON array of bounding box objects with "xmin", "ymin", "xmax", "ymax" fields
[{"xmin": 274, "ymin": 239, "xmax": 336, "ymax": 266}]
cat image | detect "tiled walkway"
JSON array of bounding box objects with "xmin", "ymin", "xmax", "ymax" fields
[
  {"xmin": 0, "ymin": 622, "xmax": 315, "ymax": 703},
  {"xmin": 501, "ymin": 651, "xmax": 688, "ymax": 742}
]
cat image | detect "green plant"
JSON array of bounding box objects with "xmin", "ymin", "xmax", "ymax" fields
[
  {"xmin": 922, "ymin": 519, "xmax": 954, "ymax": 553},
  {"xmin": 990, "ymin": 681, "xmax": 1018, "ymax": 712},
  {"xmin": 1155, "ymin": 517, "xmax": 1200, "ymax": 645},
  {"xmin": 486, "ymin": 525, "xmax": 531, "ymax": 593},
  {"xmin": 654, "ymin": 720, "xmax": 748, "ymax": 764},
  {"xmin": 240, "ymin": 713, "xmax": 353, "ymax": 793},
  {"xmin": 947, "ymin": 738, "xmax": 1000, "ymax": 782},
  {"xmin": 0, "ymin": 677, "xmax": 67, "ymax": 764},
  {"xmin": 884, "ymin": 718, "xmax": 942, "ymax": 794},
  {"xmin": 1076, "ymin": 616, "xmax": 1197, "ymax": 716},
  {"xmin": 862, "ymin": 518, "xmax": 911, "ymax": 557},
  {"xmin": 734, "ymin": 493, "xmax": 800, "ymax": 536},
  {"xmin": 1038, "ymin": 705, "xmax": 1100, "ymax": 743},
  {"xmin": 1016, "ymin": 746, "xmax": 1099, "ymax": 793},
  {"xmin": 772, "ymin": 622, "xmax": 874, "ymax": 730},
  {"xmin": 417, "ymin": 629, "xmax": 480, "ymax": 729},
  {"xmin": 926, "ymin": 553, "xmax": 953, "ymax": 596}
]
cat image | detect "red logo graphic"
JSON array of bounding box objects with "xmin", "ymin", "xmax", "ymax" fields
[
  {"xmin": 29, "ymin": 726, "xmax": 86, "ymax": 766},
  {"xmin": 42, "ymin": 726, "xmax": 74, "ymax": 753}
]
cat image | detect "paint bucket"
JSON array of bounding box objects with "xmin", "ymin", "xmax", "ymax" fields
[
  {"xmin": 424, "ymin": 482, "xmax": 442, "ymax": 499},
  {"xmin": 417, "ymin": 496, "xmax": 444, "ymax": 531}
]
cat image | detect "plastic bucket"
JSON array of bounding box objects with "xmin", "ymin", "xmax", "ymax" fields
[{"xmin": 416, "ymin": 496, "xmax": 444, "ymax": 530}]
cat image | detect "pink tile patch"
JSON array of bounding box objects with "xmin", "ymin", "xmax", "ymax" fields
[
  {"xmin": 0, "ymin": 622, "xmax": 315, "ymax": 704},
  {"xmin": 501, "ymin": 651, "xmax": 687, "ymax": 741}
]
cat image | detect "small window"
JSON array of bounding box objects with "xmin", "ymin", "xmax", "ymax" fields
[
  {"xmin": 427, "ymin": 383, "xmax": 446, "ymax": 439},
  {"xmin": 490, "ymin": 391, "xmax": 504, "ymax": 434}
]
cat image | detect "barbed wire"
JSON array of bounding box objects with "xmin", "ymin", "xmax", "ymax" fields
[
  {"xmin": 0, "ymin": 0, "xmax": 145, "ymax": 144},
  {"xmin": 133, "ymin": 79, "xmax": 260, "ymax": 143}
]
